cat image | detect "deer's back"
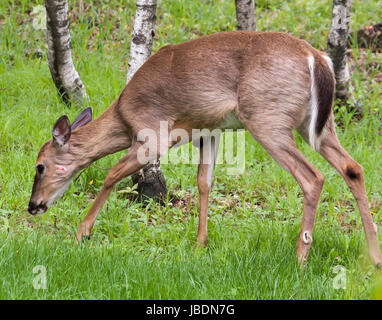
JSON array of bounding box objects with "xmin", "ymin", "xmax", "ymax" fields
[{"xmin": 119, "ymin": 31, "xmax": 321, "ymax": 132}]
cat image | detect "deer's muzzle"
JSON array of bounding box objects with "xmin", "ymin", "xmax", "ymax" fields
[{"xmin": 28, "ymin": 201, "xmax": 47, "ymax": 215}]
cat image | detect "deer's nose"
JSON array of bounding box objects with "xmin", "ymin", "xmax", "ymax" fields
[
  {"xmin": 28, "ymin": 201, "xmax": 37, "ymax": 214},
  {"xmin": 28, "ymin": 201, "xmax": 47, "ymax": 215}
]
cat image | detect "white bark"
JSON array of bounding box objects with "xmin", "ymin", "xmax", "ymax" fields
[
  {"xmin": 235, "ymin": 0, "xmax": 256, "ymax": 31},
  {"xmin": 45, "ymin": 0, "xmax": 88, "ymax": 105},
  {"xmin": 126, "ymin": 0, "xmax": 157, "ymax": 83},
  {"xmin": 127, "ymin": 0, "xmax": 167, "ymax": 200},
  {"xmin": 327, "ymin": 0, "xmax": 352, "ymax": 100}
]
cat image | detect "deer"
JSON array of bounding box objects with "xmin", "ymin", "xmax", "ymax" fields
[{"xmin": 28, "ymin": 31, "xmax": 382, "ymax": 267}]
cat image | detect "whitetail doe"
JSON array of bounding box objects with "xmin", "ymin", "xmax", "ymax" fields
[{"xmin": 29, "ymin": 31, "xmax": 382, "ymax": 266}]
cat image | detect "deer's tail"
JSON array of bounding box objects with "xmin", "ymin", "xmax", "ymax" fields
[{"xmin": 307, "ymin": 54, "xmax": 336, "ymax": 151}]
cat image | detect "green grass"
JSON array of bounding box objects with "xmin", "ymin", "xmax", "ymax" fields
[{"xmin": 0, "ymin": 0, "xmax": 382, "ymax": 299}]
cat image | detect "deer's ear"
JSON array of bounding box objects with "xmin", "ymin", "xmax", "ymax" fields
[
  {"xmin": 71, "ymin": 107, "xmax": 92, "ymax": 131},
  {"xmin": 52, "ymin": 115, "xmax": 71, "ymax": 147}
]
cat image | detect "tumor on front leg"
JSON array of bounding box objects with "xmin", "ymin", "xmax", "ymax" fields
[
  {"xmin": 296, "ymin": 230, "xmax": 313, "ymax": 265},
  {"xmin": 302, "ymin": 231, "xmax": 312, "ymax": 245}
]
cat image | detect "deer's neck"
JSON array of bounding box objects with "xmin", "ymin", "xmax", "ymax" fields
[{"xmin": 69, "ymin": 107, "xmax": 131, "ymax": 169}]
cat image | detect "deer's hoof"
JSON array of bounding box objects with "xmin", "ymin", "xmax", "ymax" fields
[
  {"xmin": 194, "ymin": 239, "xmax": 208, "ymax": 250},
  {"xmin": 75, "ymin": 231, "xmax": 91, "ymax": 244},
  {"xmin": 296, "ymin": 246, "xmax": 310, "ymax": 267},
  {"xmin": 81, "ymin": 235, "xmax": 90, "ymax": 242}
]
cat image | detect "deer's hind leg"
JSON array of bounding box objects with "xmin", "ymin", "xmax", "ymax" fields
[
  {"xmin": 238, "ymin": 111, "xmax": 324, "ymax": 264},
  {"xmin": 317, "ymin": 117, "xmax": 382, "ymax": 267}
]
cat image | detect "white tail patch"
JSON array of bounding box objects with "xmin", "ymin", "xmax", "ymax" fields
[
  {"xmin": 307, "ymin": 56, "xmax": 321, "ymax": 151},
  {"xmin": 322, "ymin": 54, "xmax": 334, "ymax": 71}
]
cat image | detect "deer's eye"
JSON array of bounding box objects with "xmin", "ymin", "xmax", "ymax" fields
[{"xmin": 36, "ymin": 164, "xmax": 45, "ymax": 175}]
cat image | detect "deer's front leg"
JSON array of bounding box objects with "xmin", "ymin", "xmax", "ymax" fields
[
  {"xmin": 194, "ymin": 134, "xmax": 220, "ymax": 249},
  {"xmin": 76, "ymin": 144, "xmax": 144, "ymax": 242}
]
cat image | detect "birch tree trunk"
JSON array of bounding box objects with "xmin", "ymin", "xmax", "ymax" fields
[
  {"xmin": 235, "ymin": 0, "xmax": 256, "ymax": 31},
  {"xmin": 127, "ymin": 0, "xmax": 167, "ymax": 201},
  {"xmin": 327, "ymin": 0, "xmax": 352, "ymax": 101},
  {"xmin": 45, "ymin": 0, "xmax": 88, "ymax": 106},
  {"xmin": 126, "ymin": 0, "xmax": 157, "ymax": 83}
]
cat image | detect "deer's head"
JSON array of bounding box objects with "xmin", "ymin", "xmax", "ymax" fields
[{"xmin": 28, "ymin": 108, "xmax": 92, "ymax": 215}]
